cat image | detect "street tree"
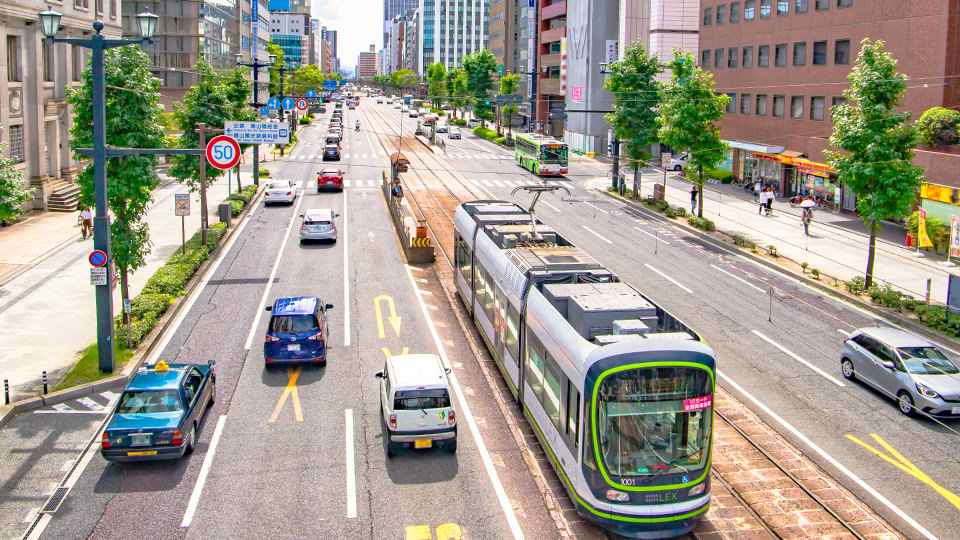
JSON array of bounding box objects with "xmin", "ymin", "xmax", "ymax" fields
[
  {"xmin": 328, "ymin": 72, "xmax": 343, "ymax": 82},
  {"xmin": 221, "ymin": 67, "xmax": 256, "ymax": 189},
  {"xmin": 426, "ymin": 62, "xmax": 447, "ymax": 108},
  {"xmin": 449, "ymin": 69, "xmax": 469, "ymax": 120},
  {"xmin": 0, "ymin": 127, "xmax": 32, "ymax": 225},
  {"xmin": 267, "ymin": 43, "xmax": 286, "ymax": 95},
  {"xmin": 658, "ymin": 48, "xmax": 729, "ymax": 218},
  {"xmin": 496, "ymin": 73, "xmax": 521, "ymax": 137},
  {"xmin": 826, "ymin": 39, "xmax": 923, "ymax": 288},
  {"xmin": 604, "ymin": 41, "xmax": 662, "ymax": 198},
  {"xmin": 462, "ymin": 50, "xmax": 497, "ymax": 124},
  {"xmin": 391, "ymin": 69, "xmax": 416, "ymax": 92},
  {"xmin": 295, "ymin": 64, "xmax": 326, "ymax": 96},
  {"xmin": 66, "ymin": 45, "xmax": 165, "ymax": 320}
]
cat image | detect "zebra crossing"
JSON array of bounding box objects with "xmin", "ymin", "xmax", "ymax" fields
[
  {"xmin": 289, "ymin": 152, "xmax": 514, "ymax": 161},
  {"xmin": 33, "ymin": 391, "xmax": 120, "ymax": 414},
  {"xmin": 446, "ymin": 153, "xmax": 515, "ymax": 160},
  {"xmin": 464, "ymin": 178, "xmax": 540, "ymax": 189},
  {"xmin": 303, "ymin": 179, "xmax": 383, "ymax": 189}
]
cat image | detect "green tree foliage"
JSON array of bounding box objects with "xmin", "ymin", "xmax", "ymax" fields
[
  {"xmin": 390, "ymin": 69, "xmax": 416, "ymax": 91},
  {"xmin": 170, "ymin": 58, "xmax": 233, "ymax": 191},
  {"xmin": 915, "ymin": 106, "xmax": 960, "ymax": 147},
  {"xmin": 0, "ymin": 129, "xmax": 32, "ymax": 224},
  {"xmin": 328, "ymin": 72, "xmax": 343, "ymax": 82},
  {"xmin": 658, "ymin": 48, "xmax": 729, "ymax": 218},
  {"xmin": 267, "ymin": 43, "xmax": 286, "ymax": 96},
  {"xmin": 221, "ymin": 67, "xmax": 256, "ymax": 188},
  {"xmin": 295, "ymin": 64, "xmax": 326, "ymax": 96},
  {"xmin": 66, "ymin": 45, "xmax": 165, "ymax": 316},
  {"xmin": 462, "ymin": 49, "xmax": 497, "ymax": 123},
  {"xmin": 827, "ymin": 39, "xmax": 924, "ymax": 288},
  {"xmin": 448, "ymin": 69, "xmax": 469, "ymax": 120},
  {"xmin": 497, "ymin": 73, "xmax": 521, "ymax": 137},
  {"xmin": 426, "ymin": 62, "xmax": 447, "ymax": 108},
  {"xmin": 604, "ymin": 41, "xmax": 663, "ymax": 189}
]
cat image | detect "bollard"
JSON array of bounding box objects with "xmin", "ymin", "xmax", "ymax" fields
[
  {"xmin": 4, "ymin": 379, "xmax": 8, "ymax": 405},
  {"xmin": 43, "ymin": 371, "xmax": 48, "ymax": 394},
  {"xmin": 926, "ymin": 278, "xmax": 932, "ymax": 307}
]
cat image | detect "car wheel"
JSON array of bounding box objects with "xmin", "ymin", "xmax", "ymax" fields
[
  {"xmin": 897, "ymin": 391, "xmax": 915, "ymax": 416},
  {"xmin": 674, "ymin": 165, "xmax": 682, "ymax": 172},
  {"xmin": 445, "ymin": 439, "xmax": 457, "ymax": 454},
  {"xmin": 841, "ymin": 358, "xmax": 856, "ymax": 380},
  {"xmin": 208, "ymin": 381, "xmax": 216, "ymax": 405},
  {"xmin": 185, "ymin": 424, "xmax": 197, "ymax": 454}
]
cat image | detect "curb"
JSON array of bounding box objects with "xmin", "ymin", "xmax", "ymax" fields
[
  {"xmin": 0, "ymin": 187, "xmax": 265, "ymax": 429},
  {"xmin": 596, "ymin": 189, "xmax": 960, "ymax": 351},
  {"xmin": 415, "ymin": 135, "xmax": 443, "ymax": 155}
]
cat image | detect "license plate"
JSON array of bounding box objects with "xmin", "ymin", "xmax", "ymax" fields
[
  {"xmin": 130, "ymin": 434, "xmax": 151, "ymax": 446},
  {"xmin": 127, "ymin": 450, "xmax": 157, "ymax": 456},
  {"xmin": 953, "ymin": 406, "xmax": 960, "ymax": 414},
  {"xmin": 414, "ymin": 439, "xmax": 432, "ymax": 449},
  {"xmin": 288, "ymin": 344, "xmax": 300, "ymax": 351}
]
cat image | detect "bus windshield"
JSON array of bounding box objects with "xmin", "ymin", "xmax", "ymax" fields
[
  {"xmin": 539, "ymin": 144, "xmax": 568, "ymax": 164},
  {"xmin": 596, "ymin": 367, "xmax": 711, "ymax": 478}
]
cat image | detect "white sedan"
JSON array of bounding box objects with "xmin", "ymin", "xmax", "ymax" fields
[{"xmin": 264, "ymin": 180, "xmax": 297, "ymax": 205}]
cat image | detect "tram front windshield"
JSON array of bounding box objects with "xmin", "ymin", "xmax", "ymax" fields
[
  {"xmin": 597, "ymin": 367, "xmax": 711, "ymax": 478},
  {"xmin": 540, "ymin": 144, "xmax": 568, "ymax": 164}
]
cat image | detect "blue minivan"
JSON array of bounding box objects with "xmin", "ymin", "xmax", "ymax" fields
[{"xmin": 264, "ymin": 297, "xmax": 333, "ymax": 367}]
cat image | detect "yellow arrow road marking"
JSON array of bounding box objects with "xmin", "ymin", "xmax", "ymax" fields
[
  {"xmin": 405, "ymin": 525, "xmax": 432, "ymax": 540},
  {"xmin": 846, "ymin": 433, "xmax": 960, "ymax": 510},
  {"xmin": 374, "ymin": 295, "xmax": 402, "ymax": 338},
  {"xmin": 269, "ymin": 367, "xmax": 303, "ymax": 422},
  {"xmin": 382, "ymin": 347, "xmax": 410, "ymax": 359},
  {"xmin": 435, "ymin": 523, "xmax": 463, "ymax": 540}
]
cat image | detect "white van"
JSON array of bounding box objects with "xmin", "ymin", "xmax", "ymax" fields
[
  {"xmin": 376, "ymin": 354, "xmax": 457, "ymax": 457},
  {"xmin": 466, "ymin": 118, "xmax": 482, "ymax": 128}
]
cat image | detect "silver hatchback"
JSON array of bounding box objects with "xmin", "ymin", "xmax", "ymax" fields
[
  {"xmin": 299, "ymin": 209, "xmax": 339, "ymax": 243},
  {"xmin": 841, "ymin": 326, "xmax": 960, "ymax": 417}
]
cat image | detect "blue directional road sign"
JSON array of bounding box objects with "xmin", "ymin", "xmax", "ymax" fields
[
  {"xmin": 281, "ymin": 97, "xmax": 295, "ymax": 110},
  {"xmin": 260, "ymin": 107, "xmax": 270, "ymax": 116},
  {"xmin": 267, "ymin": 97, "xmax": 280, "ymax": 110},
  {"xmin": 305, "ymin": 89, "xmax": 316, "ymax": 98},
  {"xmin": 323, "ymin": 80, "xmax": 337, "ymax": 91}
]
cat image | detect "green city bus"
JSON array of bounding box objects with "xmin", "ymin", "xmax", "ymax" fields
[{"xmin": 514, "ymin": 133, "xmax": 569, "ymax": 176}]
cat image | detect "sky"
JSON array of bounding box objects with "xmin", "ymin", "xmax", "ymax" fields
[{"xmin": 313, "ymin": 0, "xmax": 382, "ymax": 73}]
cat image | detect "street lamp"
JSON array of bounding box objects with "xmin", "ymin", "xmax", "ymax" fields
[
  {"xmin": 237, "ymin": 52, "xmax": 275, "ymax": 186},
  {"xmin": 599, "ymin": 61, "xmax": 609, "ymax": 74},
  {"xmin": 597, "ymin": 60, "xmax": 621, "ymax": 191},
  {"xmin": 38, "ymin": 6, "xmax": 156, "ymax": 373},
  {"xmin": 269, "ymin": 55, "xmax": 295, "ymax": 156}
]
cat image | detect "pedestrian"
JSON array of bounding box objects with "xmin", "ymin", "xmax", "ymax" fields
[
  {"xmin": 758, "ymin": 187, "xmax": 767, "ymax": 214},
  {"xmin": 765, "ymin": 186, "xmax": 775, "ymax": 216},
  {"xmin": 754, "ymin": 179, "xmax": 762, "ymax": 198},
  {"xmin": 690, "ymin": 185, "xmax": 698, "ymax": 214},
  {"xmin": 391, "ymin": 181, "xmax": 403, "ymax": 201},
  {"xmin": 801, "ymin": 207, "xmax": 813, "ymax": 235},
  {"xmin": 79, "ymin": 207, "xmax": 92, "ymax": 239}
]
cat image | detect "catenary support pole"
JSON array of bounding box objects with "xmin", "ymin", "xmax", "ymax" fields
[{"xmin": 91, "ymin": 30, "xmax": 115, "ymax": 373}]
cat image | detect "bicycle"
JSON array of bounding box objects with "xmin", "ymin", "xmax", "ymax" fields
[{"xmin": 730, "ymin": 177, "xmax": 745, "ymax": 189}]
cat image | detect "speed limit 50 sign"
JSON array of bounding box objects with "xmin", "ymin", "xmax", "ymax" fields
[{"xmin": 206, "ymin": 135, "xmax": 241, "ymax": 170}]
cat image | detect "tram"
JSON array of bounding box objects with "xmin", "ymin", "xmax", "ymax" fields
[{"xmin": 452, "ymin": 200, "xmax": 716, "ymax": 539}]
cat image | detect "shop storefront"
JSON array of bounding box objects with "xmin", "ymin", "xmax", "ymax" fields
[
  {"xmin": 740, "ymin": 152, "xmax": 789, "ymax": 193},
  {"xmin": 792, "ymin": 159, "xmax": 841, "ymax": 207}
]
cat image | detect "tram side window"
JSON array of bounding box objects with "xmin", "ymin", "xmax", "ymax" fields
[
  {"xmin": 543, "ymin": 360, "xmax": 562, "ymax": 427},
  {"xmin": 505, "ymin": 302, "xmax": 520, "ymax": 363},
  {"xmin": 455, "ymin": 235, "xmax": 471, "ymax": 285},
  {"xmin": 481, "ymin": 268, "xmax": 496, "ymax": 324},
  {"xmin": 526, "ymin": 329, "xmax": 546, "ymax": 402},
  {"xmin": 474, "ymin": 262, "xmax": 487, "ymax": 310},
  {"xmin": 565, "ymin": 380, "xmax": 580, "ymax": 450}
]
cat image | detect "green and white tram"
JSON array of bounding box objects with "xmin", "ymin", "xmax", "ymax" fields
[
  {"xmin": 453, "ymin": 200, "xmax": 716, "ymax": 539},
  {"xmin": 515, "ymin": 133, "xmax": 569, "ymax": 176}
]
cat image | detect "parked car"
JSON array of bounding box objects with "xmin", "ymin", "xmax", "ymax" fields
[
  {"xmin": 466, "ymin": 118, "xmax": 481, "ymax": 128},
  {"xmin": 100, "ymin": 360, "xmax": 215, "ymax": 462},
  {"xmin": 666, "ymin": 153, "xmax": 689, "ymax": 172},
  {"xmin": 376, "ymin": 354, "xmax": 457, "ymax": 457},
  {"xmin": 447, "ymin": 127, "xmax": 461, "ymax": 139},
  {"xmin": 299, "ymin": 208, "xmax": 339, "ymax": 243},
  {"xmin": 264, "ymin": 297, "xmax": 333, "ymax": 366},
  {"xmin": 441, "ymin": 104, "xmax": 451, "ymax": 110},
  {"xmin": 316, "ymin": 168, "xmax": 344, "ymax": 192},
  {"xmin": 841, "ymin": 326, "xmax": 960, "ymax": 417},
  {"xmin": 323, "ymin": 144, "xmax": 341, "ymax": 161},
  {"xmin": 377, "ymin": 98, "xmax": 384, "ymax": 104},
  {"xmin": 264, "ymin": 180, "xmax": 297, "ymax": 205},
  {"xmin": 394, "ymin": 103, "xmax": 402, "ymax": 109},
  {"xmin": 408, "ymin": 110, "xmax": 419, "ymax": 118}
]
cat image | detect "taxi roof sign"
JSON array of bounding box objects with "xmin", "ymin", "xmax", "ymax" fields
[{"xmin": 154, "ymin": 360, "xmax": 170, "ymax": 371}]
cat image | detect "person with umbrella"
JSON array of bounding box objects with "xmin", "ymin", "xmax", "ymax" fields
[{"xmin": 800, "ymin": 199, "xmax": 815, "ymax": 235}]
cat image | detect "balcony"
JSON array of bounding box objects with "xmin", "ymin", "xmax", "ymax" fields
[
  {"xmin": 540, "ymin": 25, "xmax": 566, "ymax": 44},
  {"xmin": 540, "ymin": 53, "xmax": 560, "ymax": 67},
  {"xmin": 539, "ymin": 77, "xmax": 561, "ymax": 95},
  {"xmin": 541, "ymin": 0, "xmax": 565, "ymax": 20}
]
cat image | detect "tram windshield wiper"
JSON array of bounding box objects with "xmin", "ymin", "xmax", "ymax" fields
[{"xmin": 639, "ymin": 449, "xmax": 703, "ymax": 485}]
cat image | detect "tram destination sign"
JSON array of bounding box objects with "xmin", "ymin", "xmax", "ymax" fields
[{"xmin": 224, "ymin": 121, "xmax": 290, "ymax": 144}]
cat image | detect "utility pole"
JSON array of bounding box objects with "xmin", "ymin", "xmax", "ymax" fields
[
  {"xmin": 237, "ymin": 53, "xmax": 273, "ymax": 186},
  {"xmin": 195, "ymin": 123, "xmax": 223, "ymax": 246},
  {"xmin": 611, "ymin": 136, "xmax": 621, "ymax": 192}
]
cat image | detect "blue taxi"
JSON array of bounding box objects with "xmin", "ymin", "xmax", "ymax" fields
[
  {"xmin": 101, "ymin": 360, "xmax": 216, "ymax": 462},
  {"xmin": 264, "ymin": 296, "xmax": 333, "ymax": 367}
]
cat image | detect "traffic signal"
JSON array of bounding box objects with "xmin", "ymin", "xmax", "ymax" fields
[{"xmin": 484, "ymin": 100, "xmax": 490, "ymax": 105}]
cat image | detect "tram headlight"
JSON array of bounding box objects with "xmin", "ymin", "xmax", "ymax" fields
[
  {"xmin": 687, "ymin": 483, "xmax": 706, "ymax": 497},
  {"xmin": 605, "ymin": 489, "xmax": 630, "ymax": 503}
]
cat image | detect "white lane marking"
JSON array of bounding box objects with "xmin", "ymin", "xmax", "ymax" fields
[
  {"xmin": 541, "ymin": 201, "xmax": 561, "ymax": 213},
  {"xmin": 343, "ymin": 189, "xmax": 351, "ymax": 347},
  {"xmin": 583, "ymin": 201, "xmax": 609, "ymax": 215},
  {"xmin": 77, "ymin": 397, "xmax": 105, "ymax": 411},
  {"xmin": 582, "ymin": 225, "xmax": 612, "ymax": 244},
  {"xmin": 491, "ymin": 180, "xmax": 505, "ymax": 187},
  {"xmin": 344, "ymin": 179, "xmax": 352, "ymax": 188},
  {"xmin": 838, "ymin": 328, "xmax": 851, "ymax": 335},
  {"xmin": 710, "ymin": 264, "xmax": 765, "ymax": 293},
  {"xmin": 718, "ymin": 371, "xmax": 938, "ymax": 540},
  {"xmin": 181, "ymin": 415, "xmax": 227, "ymax": 528},
  {"xmin": 751, "ymin": 330, "xmax": 847, "ymax": 387},
  {"xmin": 243, "ymin": 195, "xmax": 305, "ymax": 350},
  {"xmin": 22, "ymin": 507, "xmax": 39, "ymax": 523},
  {"xmin": 481, "ymin": 180, "xmax": 493, "ymax": 187},
  {"xmin": 100, "ymin": 391, "xmax": 119, "ymax": 401},
  {"xmin": 367, "ymin": 179, "xmax": 376, "ymax": 187},
  {"xmin": 644, "ymin": 263, "xmax": 693, "ymax": 294},
  {"xmin": 306, "ymin": 181, "xmax": 314, "ymax": 189},
  {"xmin": 633, "ymin": 226, "xmax": 671, "ymax": 245},
  {"xmin": 345, "ymin": 408, "xmax": 357, "ymax": 519},
  {"xmin": 53, "ymin": 404, "xmax": 73, "ymax": 412},
  {"xmin": 402, "ymin": 265, "xmax": 525, "ymax": 540}
]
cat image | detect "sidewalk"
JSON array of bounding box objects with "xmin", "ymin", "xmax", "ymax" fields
[
  {"xmin": 0, "ymin": 154, "xmax": 264, "ymax": 401},
  {"xmin": 594, "ymin": 169, "xmax": 956, "ymax": 303}
]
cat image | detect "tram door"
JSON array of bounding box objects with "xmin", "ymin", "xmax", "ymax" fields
[{"xmin": 493, "ymin": 289, "xmax": 507, "ymax": 361}]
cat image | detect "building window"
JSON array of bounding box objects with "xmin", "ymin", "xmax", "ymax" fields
[
  {"xmin": 725, "ymin": 93, "xmax": 736, "ymax": 113},
  {"xmin": 75, "ymin": 0, "xmax": 89, "ymax": 8},
  {"xmin": 810, "ymin": 96, "xmax": 825, "ymax": 120},
  {"xmin": 72, "ymin": 46, "xmax": 84, "ymax": 81},
  {"xmin": 760, "ymin": 0, "xmax": 771, "ymax": 17},
  {"xmin": 831, "ymin": 96, "xmax": 848, "ymax": 115},
  {"xmin": 744, "ymin": 0, "xmax": 755, "ymax": 19},
  {"xmin": 742, "ymin": 46, "xmax": 754, "ymax": 67},
  {"xmin": 837, "ymin": 0, "xmax": 851, "ymax": 6},
  {"xmin": 6, "ymin": 36, "xmax": 21, "ymax": 82},
  {"xmin": 773, "ymin": 95, "xmax": 785, "ymax": 117},
  {"xmin": 702, "ymin": 49, "xmax": 711, "ymax": 67},
  {"xmin": 813, "ymin": 41, "xmax": 827, "ymax": 64},
  {"xmin": 774, "ymin": 43, "xmax": 787, "ymax": 66},
  {"xmin": 795, "ymin": 0, "xmax": 808, "ymax": 12},
  {"xmin": 815, "ymin": 0, "xmax": 828, "ymax": 9},
  {"xmin": 793, "ymin": 42, "xmax": 806, "ymax": 66},
  {"xmin": 42, "ymin": 41, "xmax": 54, "ymax": 82},
  {"xmin": 777, "ymin": 0, "xmax": 788, "ymax": 15},
  {"xmin": 835, "ymin": 39, "xmax": 850, "ymax": 64},
  {"xmin": 791, "ymin": 95, "xmax": 803, "ymax": 119},
  {"xmin": 714, "ymin": 49, "xmax": 724, "ymax": 68},
  {"xmin": 758, "ymin": 45, "xmax": 769, "ymax": 67},
  {"xmin": 703, "ymin": 7, "xmax": 712, "ymax": 26},
  {"xmin": 8, "ymin": 125, "xmax": 24, "ymax": 163},
  {"xmin": 730, "ymin": 2, "xmax": 740, "ymax": 22},
  {"xmin": 756, "ymin": 94, "xmax": 768, "ymax": 115},
  {"xmin": 740, "ymin": 93, "xmax": 751, "ymax": 114},
  {"xmin": 728, "ymin": 47, "xmax": 738, "ymax": 67},
  {"xmin": 717, "ymin": 4, "xmax": 726, "ymax": 24},
  {"xmin": 242, "ymin": 36, "xmax": 251, "ymax": 50},
  {"xmin": 96, "ymin": 0, "xmax": 103, "ymax": 13}
]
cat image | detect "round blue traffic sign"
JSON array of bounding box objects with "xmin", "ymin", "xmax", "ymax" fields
[
  {"xmin": 267, "ymin": 97, "xmax": 280, "ymax": 110},
  {"xmin": 259, "ymin": 107, "xmax": 270, "ymax": 116},
  {"xmin": 305, "ymin": 89, "xmax": 316, "ymax": 98},
  {"xmin": 89, "ymin": 250, "xmax": 107, "ymax": 267},
  {"xmin": 281, "ymin": 97, "xmax": 295, "ymax": 110}
]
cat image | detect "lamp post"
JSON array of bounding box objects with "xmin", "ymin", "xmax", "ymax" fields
[
  {"xmin": 236, "ymin": 52, "xmax": 273, "ymax": 186},
  {"xmin": 599, "ymin": 61, "xmax": 622, "ymax": 193},
  {"xmin": 269, "ymin": 56, "xmax": 295, "ymax": 156},
  {"xmin": 38, "ymin": 6, "xmax": 156, "ymax": 373}
]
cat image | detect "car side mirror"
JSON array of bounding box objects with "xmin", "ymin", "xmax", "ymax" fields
[
  {"xmin": 207, "ymin": 360, "xmax": 216, "ymax": 366},
  {"xmin": 299, "ymin": 213, "xmax": 304, "ymax": 218},
  {"xmin": 325, "ymin": 303, "xmax": 334, "ymax": 310},
  {"xmin": 445, "ymin": 368, "xmax": 452, "ymax": 374},
  {"xmin": 265, "ymin": 306, "xmax": 273, "ymax": 312},
  {"xmin": 882, "ymin": 361, "xmax": 895, "ymax": 370},
  {"xmin": 334, "ymin": 213, "xmax": 340, "ymax": 219},
  {"xmin": 375, "ymin": 371, "xmax": 384, "ymax": 379}
]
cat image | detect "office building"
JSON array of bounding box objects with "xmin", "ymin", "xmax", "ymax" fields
[
  {"xmin": 270, "ymin": 11, "xmax": 310, "ymax": 67},
  {"xmin": 384, "ymin": 0, "xmax": 419, "ymax": 46},
  {"xmin": 321, "ymin": 27, "xmax": 340, "ymax": 72},
  {"xmin": 535, "ymin": 0, "xmax": 565, "ymax": 134},
  {"xmin": 418, "ymin": 0, "xmax": 489, "ymax": 70},
  {"xmin": 358, "ymin": 44, "xmax": 378, "ymax": 78},
  {"xmin": 385, "ymin": 10, "xmax": 419, "ymax": 74}
]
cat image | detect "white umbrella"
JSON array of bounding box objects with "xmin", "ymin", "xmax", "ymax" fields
[{"xmin": 800, "ymin": 199, "xmax": 816, "ymax": 208}]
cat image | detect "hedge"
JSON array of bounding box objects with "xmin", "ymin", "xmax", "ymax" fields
[{"xmin": 452, "ymin": 119, "xmax": 467, "ymax": 127}]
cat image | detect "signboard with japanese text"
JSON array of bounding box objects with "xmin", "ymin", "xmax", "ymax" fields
[
  {"xmin": 606, "ymin": 40, "xmax": 619, "ymax": 63},
  {"xmin": 225, "ymin": 121, "xmax": 290, "ymax": 144},
  {"xmin": 571, "ymin": 87, "xmax": 582, "ymax": 102},
  {"xmin": 951, "ymin": 216, "xmax": 960, "ymax": 258},
  {"xmin": 175, "ymin": 194, "xmax": 190, "ymax": 216},
  {"xmin": 90, "ymin": 267, "xmax": 107, "ymax": 286}
]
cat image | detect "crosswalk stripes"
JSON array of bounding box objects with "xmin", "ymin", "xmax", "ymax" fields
[
  {"xmin": 306, "ymin": 181, "xmax": 314, "ymax": 189},
  {"xmin": 34, "ymin": 391, "xmax": 120, "ymax": 414}
]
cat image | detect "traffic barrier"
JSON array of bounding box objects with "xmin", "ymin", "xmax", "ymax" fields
[
  {"xmin": 411, "ymin": 237, "xmax": 431, "ymax": 248},
  {"xmin": 382, "ymin": 171, "xmax": 435, "ymax": 264}
]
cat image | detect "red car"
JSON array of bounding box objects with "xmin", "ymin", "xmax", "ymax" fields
[{"xmin": 317, "ymin": 168, "xmax": 344, "ymax": 192}]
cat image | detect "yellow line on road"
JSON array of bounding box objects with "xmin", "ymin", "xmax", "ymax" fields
[
  {"xmin": 382, "ymin": 347, "xmax": 410, "ymax": 359},
  {"xmin": 269, "ymin": 367, "xmax": 303, "ymax": 422},
  {"xmin": 846, "ymin": 433, "xmax": 960, "ymax": 510},
  {"xmin": 374, "ymin": 295, "xmax": 402, "ymax": 339},
  {"xmin": 405, "ymin": 524, "xmax": 462, "ymax": 540}
]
